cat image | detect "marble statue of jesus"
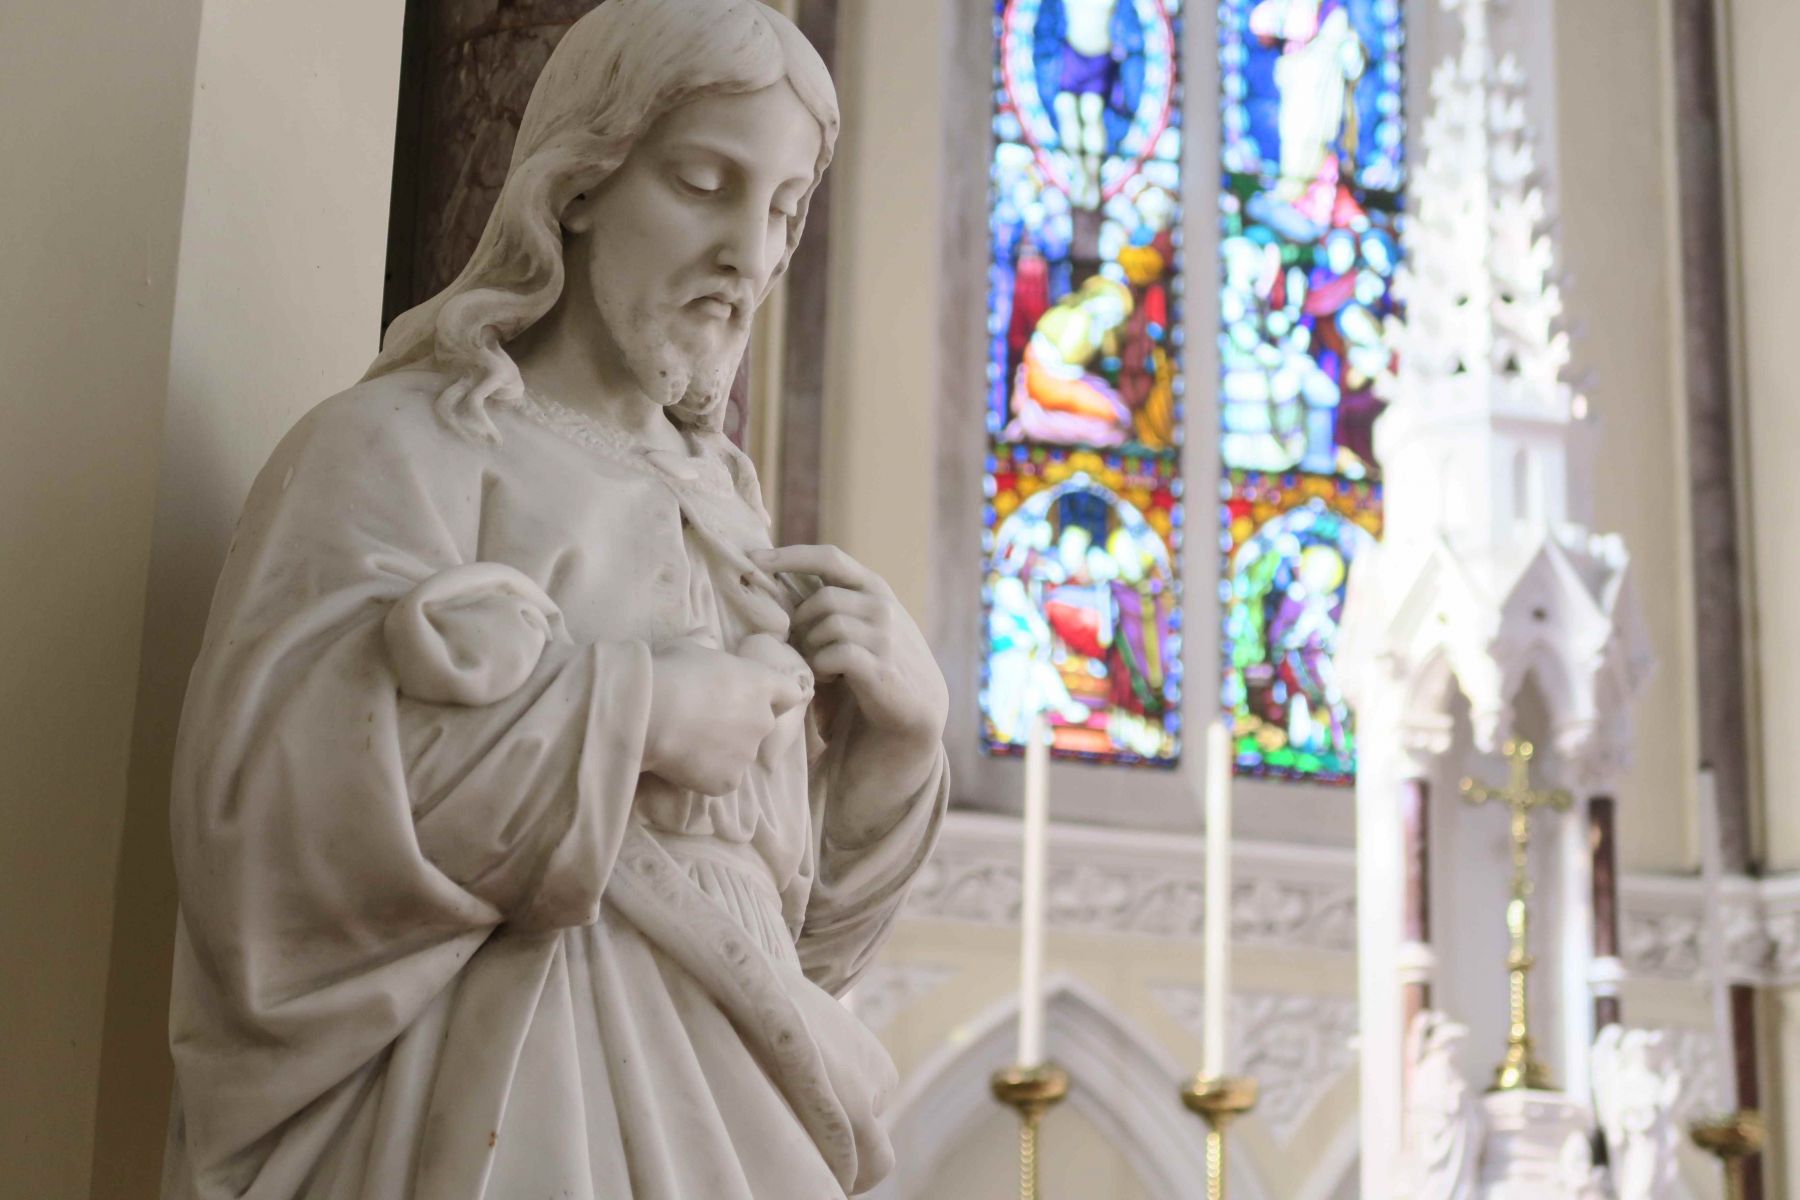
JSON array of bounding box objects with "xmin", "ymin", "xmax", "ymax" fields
[{"xmin": 160, "ymin": 3, "xmax": 949, "ymax": 1197}]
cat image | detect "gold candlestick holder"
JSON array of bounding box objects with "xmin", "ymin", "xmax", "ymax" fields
[
  {"xmin": 1690, "ymin": 1110, "xmax": 1763, "ymax": 1200},
  {"xmin": 1180, "ymin": 1074, "xmax": 1258, "ymax": 1200},
  {"xmin": 992, "ymin": 1063, "xmax": 1070, "ymax": 1200}
]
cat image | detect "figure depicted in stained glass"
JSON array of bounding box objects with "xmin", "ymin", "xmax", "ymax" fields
[
  {"xmin": 1008, "ymin": 276, "xmax": 1137, "ymax": 447},
  {"xmin": 985, "ymin": 472, "xmax": 1178, "ymax": 762},
  {"xmin": 1114, "ymin": 184, "xmax": 1179, "ymax": 449},
  {"xmin": 1252, "ymin": 0, "xmax": 1367, "ymax": 208},
  {"xmin": 1265, "ymin": 542, "xmax": 1351, "ymax": 753},
  {"xmin": 987, "ymin": 144, "xmax": 1076, "ymax": 429},
  {"xmin": 1219, "ymin": 219, "xmax": 1396, "ymax": 476},
  {"xmin": 987, "ymin": 523, "xmax": 1092, "ymax": 744},
  {"xmin": 1222, "ymin": 482, "xmax": 1375, "ymax": 780},
  {"xmin": 1098, "ymin": 521, "xmax": 1176, "ymax": 754},
  {"xmin": 1034, "ymin": 0, "xmax": 1145, "ymax": 206}
]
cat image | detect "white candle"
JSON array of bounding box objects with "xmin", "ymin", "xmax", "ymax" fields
[
  {"xmin": 1202, "ymin": 719, "xmax": 1234, "ymax": 1079},
  {"xmin": 1017, "ymin": 711, "xmax": 1051, "ymax": 1067},
  {"xmin": 1696, "ymin": 767, "xmax": 1736, "ymax": 1111}
]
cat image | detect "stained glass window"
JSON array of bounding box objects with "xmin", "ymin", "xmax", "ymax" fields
[
  {"xmin": 1217, "ymin": 0, "xmax": 1404, "ymax": 782},
  {"xmin": 981, "ymin": 0, "xmax": 1188, "ymax": 766}
]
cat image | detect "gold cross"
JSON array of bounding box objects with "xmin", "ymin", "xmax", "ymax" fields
[{"xmin": 1461, "ymin": 739, "xmax": 1572, "ymax": 1092}]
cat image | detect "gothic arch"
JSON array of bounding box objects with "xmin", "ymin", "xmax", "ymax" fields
[{"xmin": 864, "ymin": 975, "xmax": 1271, "ymax": 1200}]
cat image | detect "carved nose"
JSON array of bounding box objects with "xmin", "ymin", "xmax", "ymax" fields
[{"xmin": 713, "ymin": 207, "xmax": 772, "ymax": 284}]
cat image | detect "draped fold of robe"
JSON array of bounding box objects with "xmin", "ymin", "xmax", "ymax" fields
[{"xmin": 162, "ymin": 370, "xmax": 949, "ymax": 1200}]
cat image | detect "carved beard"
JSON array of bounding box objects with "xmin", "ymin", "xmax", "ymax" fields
[{"xmin": 593, "ymin": 274, "xmax": 745, "ymax": 425}]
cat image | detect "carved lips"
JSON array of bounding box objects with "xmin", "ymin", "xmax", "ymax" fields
[{"xmin": 682, "ymin": 283, "xmax": 750, "ymax": 326}]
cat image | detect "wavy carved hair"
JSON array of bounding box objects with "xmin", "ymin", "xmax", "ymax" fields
[{"xmin": 364, "ymin": 0, "xmax": 839, "ymax": 441}]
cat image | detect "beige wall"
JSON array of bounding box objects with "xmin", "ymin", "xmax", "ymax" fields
[
  {"xmin": 1772, "ymin": 985, "xmax": 1800, "ymax": 1198},
  {"xmin": 818, "ymin": 0, "xmax": 946, "ymax": 625},
  {"xmin": 84, "ymin": 2, "xmax": 407, "ymax": 1195},
  {"xmin": 0, "ymin": 2, "xmax": 203, "ymax": 1196},
  {"xmin": 1731, "ymin": 0, "xmax": 1800, "ymax": 1186},
  {"xmin": 1551, "ymin": 0, "xmax": 1697, "ymax": 872},
  {"xmin": 1729, "ymin": 0, "xmax": 1800, "ymax": 872}
]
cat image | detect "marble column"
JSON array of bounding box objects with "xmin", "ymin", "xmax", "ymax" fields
[
  {"xmin": 387, "ymin": 0, "xmax": 601, "ymax": 318},
  {"xmin": 1671, "ymin": 5, "xmax": 1766, "ymax": 1191},
  {"xmin": 771, "ymin": 0, "xmax": 838, "ymax": 545},
  {"xmin": 1587, "ymin": 796, "xmax": 1623, "ymax": 1031},
  {"xmin": 1670, "ymin": 0, "xmax": 1755, "ymax": 875},
  {"xmin": 1730, "ymin": 983, "xmax": 1767, "ymax": 1200}
]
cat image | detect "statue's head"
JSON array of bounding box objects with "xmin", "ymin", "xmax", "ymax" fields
[{"xmin": 368, "ymin": 0, "xmax": 839, "ymax": 440}]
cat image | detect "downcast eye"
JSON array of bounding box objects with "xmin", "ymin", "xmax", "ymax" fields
[{"xmin": 675, "ymin": 168, "xmax": 724, "ymax": 195}]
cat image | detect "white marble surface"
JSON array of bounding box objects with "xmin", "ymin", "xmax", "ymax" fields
[
  {"xmin": 1477, "ymin": 1090, "xmax": 1609, "ymax": 1200},
  {"xmin": 1592, "ymin": 1026, "xmax": 1683, "ymax": 1200}
]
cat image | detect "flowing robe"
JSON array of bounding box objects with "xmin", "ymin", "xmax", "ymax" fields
[{"xmin": 161, "ymin": 370, "xmax": 948, "ymax": 1200}]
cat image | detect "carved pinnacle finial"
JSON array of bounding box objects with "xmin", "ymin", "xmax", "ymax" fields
[{"xmin": 1442, "ymin": 0, "xmax": 1492, "ymax": 62}]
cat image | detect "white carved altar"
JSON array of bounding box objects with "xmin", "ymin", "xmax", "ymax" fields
[{"xmin": 1337, "ymin": 0, "xmax": 1667, "ymax": 1194}]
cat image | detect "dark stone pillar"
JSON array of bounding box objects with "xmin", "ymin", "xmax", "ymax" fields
[
  {"xmin": 1588, "ymin": 796, "xmax": 1623, "ymax": 1030},
  {"xmin": 1731, "ymin": 983, "xmax": 1766, "ymax": 1200},
  {"xmin": 1399, "ymin": 777, "xmax": 1432, "ymax": 1042}
]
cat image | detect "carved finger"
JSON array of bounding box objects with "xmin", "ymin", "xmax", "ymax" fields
[
  {"xmin": 738, "ymin": 630, "xmax": 813, "ymax": 684},
  {"xmin": 797, "ymin": 613, "xmax": 875, "ymax": 656},
  {"xmin": 760, "ymin": 661, "xmax": 812, "ymax": 716},
  {"xmin": 750, "ymin": 544, "xmax": 890, "ymax": 597},
  {"xmin": 808, "ymin": 641, "xmax": 878, "ymax": 684},
  {"xmin": 791, "ymin": 586, "xmax": 882, "ymax": 633}
]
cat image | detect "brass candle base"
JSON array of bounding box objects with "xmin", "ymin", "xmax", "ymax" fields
[
  {"xmin": 1690, "ymin": 1110, "xmax": 1764, "ymax": 1200},
  {"xmin": 992, "ymin": 1064, "xmax": 1070, "ymax": 1200},
  {"xmin": 1489, "ymin": 1031, "xmax": 1556, "ymax": 1093},
  {"xmin": 1181, "ymin": 1075, "xmax": 1258, "ymax": 1200}
]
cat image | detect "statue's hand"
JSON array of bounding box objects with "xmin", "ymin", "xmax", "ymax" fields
[
  {"xmin": 750, "ymin": 544, "xmax": 948, "ymax": 755},
  {"xmin": 644, "ymin": 636, "xmax": 812, "ymax": 796}
]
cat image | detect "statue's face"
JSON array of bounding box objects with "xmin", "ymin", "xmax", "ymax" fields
[{"xmin": 567, "ymin": 81, "xmax": 822, "ymax": 412}]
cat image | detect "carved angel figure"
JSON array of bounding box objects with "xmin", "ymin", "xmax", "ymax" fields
[
  {"xmin": 1396, "ymin": 1010, "xmax": 1484, "ymax": 1200},
  {"xmin": 1592, "ymin": 1025, "xmax": 1683, "ymax": 1200}
]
